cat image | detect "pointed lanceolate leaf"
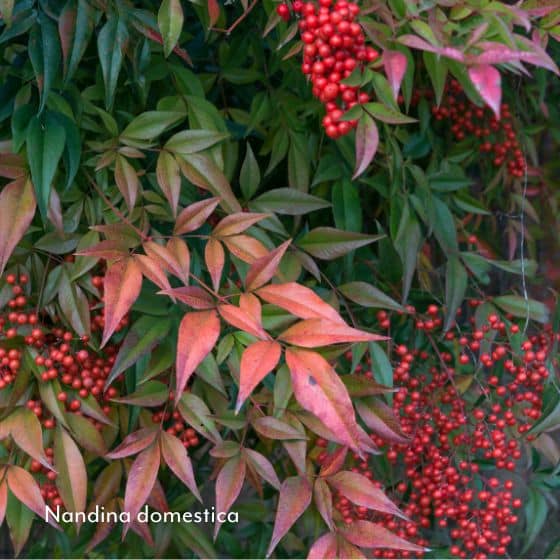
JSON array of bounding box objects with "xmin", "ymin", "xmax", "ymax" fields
[
  {"xmin": 243, "ymin": 449, "xmax": 281, "ymax": 490},
  {"xmin": 383, "ymin": 50, "xmax": 408, "ymax": 100},
  {"xmin": 0, "ymin": 178, "xmax": 36, "ymax": 276},
  {"xmin": 285, "ymin": 348, "xmax": 364, "ymax": 454},
  {"xmin": 156, "ymin": 151, "xmax": 181, "ymax": 216},
  {"xmin": 121, "ymin": 111, "xmax": 184, "ymax": 142},
  {"xmin": 158, "ymin": 286, "xmax": 214, "ymax": 309},
  {"xmin": 114, "ymin": 154, "xmax": 139, "ymax": 211},
  {"xmin": 175, "ymin": 310, "xmax": 220, "ymax": 403},
  {"xmin": 326, "ymin": 471, "xmax": 405, "ymax": 518},
  {"xmin": 110, "ymin": 380, "xmax": 169, "ymax": 407},
  {"xmin": 213, "ymin": 212, "xmax": 269, "ymax": 237},
  {"xmin": 279, "ymin": 318, "xmax": 387, "ymax": 347},
  {"xmin": 205, "ymin": 238, "xmax": 224, "ymax": 292},
  {"xmin": 236, "ymin": 341, "xmax": 281, "ymax": 413},
  {"xmin": 54, "ymin": 427, "xmax": 87, "ymax": 516},
  {"xmin": 174, "ymin": 197, "xmax": 221, "ymax": 234},
  {"xmin": 105, "ymin": 428, "xmax": 158, "ymax": 459},
  {"xmin": 253, "ymin": 416, "xmax": 307, "ymax": 441},
  {"xmin": 61, "ymin": 0, "xmax": 95, "ymax": 85},
  {"xmin": 6, "ymin": 492, "xmax": 35, "ymax": 557},
  {"xmin": 307, "ymin": 532, "xmax": 338, "ymax": 559},
  {"xmin": 355, "ymin": 398, "xmax": 410, "ymax": 444},
  {"xmin": 160, "ymin": 431, "xmax": 201, "ymax": 501},
  {"xmin": 340, "ymin": 520, "xmax": 426, "ymax": 551},
  {"xmin": 353, "ymin": 113, "xmax": 379, "ymax": 179},
  {"xmin": 58, "ymin": 268, "xmax": 91, "ymax": 337},
  {"xmin": 158, "ymin": 0, "xmax": 184, "ymax": 57},
  {"xmin": 0, "ymin": 481, "xmax": 6, "ymax": 527},
  {"xmin": 297, "ymin": 227, "xmax": 384, "ymax": 260},
  {"xmin": 218, "ymin": 304, "xmax": 268, "ymax": 340},
  {"xmin": 7, "ymin": 408, "xmax": 51, "ymax": 469},
  {"xmin": 101, "ymin": 258, "xmax": 143, "ymax": 347},
  {"xmin": 313, "ymin": 477, "xmax": 334, "ymax": 530},
  {"xmin": 97, "ymin": 15, "xmax": 127, "ymax": 110},
  {"xmin": 267, "ymin": 476, "xmax": 312, "ymax": 557},
  {"xmin": 468, "ymin": 64, "xmax": 501, "ymax": 119},
  {"xmin": 245, "ymin": 240, "xmax": 291, "ymax": 291},
  {"xmin": 214, "ymin": 455, "xmax": 246, "ymax": 539},
  {"xmin": 123, "ymin": 442, "xmax": 161, "ymax": 524}
]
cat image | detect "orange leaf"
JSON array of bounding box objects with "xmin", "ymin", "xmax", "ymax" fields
[
  {"xmin": 223, "ymin": 234, "xmax": 269, "ymax": 263},
  {"xmin": 175, "ymin": 310, "xmax": 220, "ymax": 403},
  {"xmin": 0, "ymin": 178, "xmax": 36, "ymax": 276},
  {"xmin": 214, "ymin": 454, "xmax": 246, "ymax": 539},
  {"xmin": 160, "ymin": 431, "xmax": 201, "ymax": 502},
  {"xmin": 156, "ymin": 151, "xmax": 181, "ymax": 216},
  {"xmin": 239, "ymin": 293, "xmax": 262, "ymax": 323},
  {"xmin": 158, "ymin": 286, "xmax": 215, "ymax": 309},
  {"xmin": 135, "ymin": 254, "xmax": 172, "ymax": 293},
  {"xmin": 101, "ymin": 258, "xmax": 143, "ymax": 347},
  {"xmin": 105, "ymin": 428, "xmax": 159, "ymax": 459},
  {"xmin": 6, "ymin": 408, "xmax": 51, "ymax": 469},
  {"xmin": 123, "ymin": 442, "xmax": 161, "ymax": 525},
  {"xmin": 326, "ymin": 471, "xmax": 405, "ymax": 518},
  {"xmin": 279, "ymin": 318, "xmax": 387, "ymax": 347},
  {"xmin": 218, "ymin": 304, "xmax": 268, "ymax": 340},
  {"xmin": 236, "ymin": 341, "xmax": 281, "ymax": 412},
  {"xmin": 307, "ymin": 532, "xmax": 338, "ymax": 559},
  {"xmin": 7, "ymin": 466, "xmax": 60, "ymax": 528},
  {"xmin": 267, "ymin": 476, "xmax": 312, "ymax": 557},
  {"xmin": 256, "ymin": 283, "xmax": 344, "ymax": 323},
  {"xmin": 213, "ymin": 212, "xmax": 269, "ymax": 237},
  {"xmin": 174, "ymin": 197, "xmax": 220, "ymax": 235},
  {"xmin": 285, "ymin": 348, "xmax": 363, "ymax": 454},
  {"xmin": 114, "ymin": 154, "xmax": 139, "ymax": 211},
  {"xmin": 166, "ymin": 237, "xmax": 190, "ymax": 284},
  {"xmin": 340, "ymin": 520, "xmax": 426, "ymax": 552},
  {"xmin": 205, "ymin": 238, "xmax": 224, "ymax": 292},
  {"xmin": 246, "ymin": 239, "xmax": 291, "ymax": 291}
]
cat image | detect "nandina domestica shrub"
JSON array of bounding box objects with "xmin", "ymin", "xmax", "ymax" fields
[{"xmin": 0, "ymin": 0, "xmax": 560, "ymax": 558}]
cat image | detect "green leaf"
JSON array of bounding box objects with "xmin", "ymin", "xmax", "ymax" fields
[
  {"xmin": 493, "ymin": 295, "xmax": 550, "ymax": 324},
  {"xmin": 394, "ymin": 208, "xmax": 422, "ymax": 302},
  {"xmin": 158, "ymin": 0, "xmax": 184, "ymax": 57},
  {"xmin": 121, "ymin": 111, "xmax": 185, "ymax": 141},
  {"xmin": 288, "ymin": 133, "xmax": 310, "ymax": 192},
  {"xmin": 28, "ymin": 15, "xmax": 61, "ymax": 113},
  {"xmin": 423, "ymin": 52, "xmax": 447, "ymax": 106},
  {"xmin": 105, "ymin": 315, "xmax": 172, "ymax": 388},
  {"xmin": 444, "ymin": 257, "xmax": 467, "ymax": 331},
  {"xmin": 369, "ymin": 342, "xmax": 393, "ymax": 390},
  {"xmin": 61, "ymin": 0, "xmax": 95, "ymax": 85},
  {"xmin": 111, "ymin": 380, "xmax": 169, "ymax": 407},
  {"xmin": 26, "ymin": 112, "xmax": 66, "ymax": 221},
  {"xmin": 240, "ymin": 143, "xmax": 260, "ymax": 200},
  {"xmin": 58, "ymin": 267, "xmax": 91, "ymax": 337},
  {"xmin": 165, "ymin": 130, "xmax": 229, "ymax": 154},
  {"xmin": 6, "ymin": 491, "xmax": 34, "ymax": 557},
  {"xmin": 297, "ymin": 227, "xmax": 384, "ymax": 260},
  {"xmin": 53, "ymin": 111, "xmax": 81, "ymax": 191},
  {"xmin": 363, "ymin": 102, "xmax": 417, "ymax": 124},
  {"xmin": 332, "ymin": 179, "xmax": 362, "ymax": 232},
  {"xmin": 339, "ymin": 282, "xmax": 403, "ymax": 312},
  {"xmin": 97, "ymin": 14, "xmax": 128, "ymax": 110},
  {"xmin": 428, "ymin": 171, "xmax": 472, "ymax": 192},
  {"xmin": 522, "ymin": 489, "xmax": 548, "ymax": 554},
  {"xmin": 251, "ymin": 188, "xmax": 330, "ymax": 215},
  {"xmin": 431, "ymin": 196, "xmax": 458, "ymax": 254}
]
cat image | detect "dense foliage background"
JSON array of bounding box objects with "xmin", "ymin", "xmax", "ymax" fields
[{"xmin": 0, "ymin": 0, "xmax": 560, "ymax": 558}]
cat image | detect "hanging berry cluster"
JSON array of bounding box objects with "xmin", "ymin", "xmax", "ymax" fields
[
  {"xmin": 277, "ymin": 0, "xmax": 378, "ymax": 138},
  {"xmin": 431, "ymin": 80, "xmax": 527, "ymax": 179}
]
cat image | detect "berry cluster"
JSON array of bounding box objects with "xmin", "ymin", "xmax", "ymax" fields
[
  {"xmin": 152, "ymin": 405, "xmax": 201, "ymax": 449},
  {"xmin": 277, "ymin": 0, "xmax": 377, "ymax": 138},
  {"xmin": 430, "ymin": 80, "xmax": 526, "ymax": 178}
]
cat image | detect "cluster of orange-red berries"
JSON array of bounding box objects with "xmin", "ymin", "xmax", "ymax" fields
[
  {"xmin": 277, "ymin": 0, "xmax": 377, "ymax": 138},
  {"xmin": 153, "ymin": 406, "xmax": 201, "ymax": 449},
  {"xmin": 431, "ymin": 80, "xmax": 526, "ymax": 179}
]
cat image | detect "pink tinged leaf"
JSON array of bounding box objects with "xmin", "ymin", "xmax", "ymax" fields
[
  {"xmin": 0, "ymin": 178, "xmax": 36, "ymax": 276},
  {"xmin": 0, "ymin": 153, "xmax": 26, "ymax": 179},
  {"xmin": 236, "ymin": 341, "xmax": 281, "ymax": 413},
  {"xmin": 135, "ymin": 254, "xmax": 172, "ymax": 293},
  {"xmin": 256, "ymin": 282, "xmax": 344, "ymax": 323},
  {"xmin": 0, "ymin": 481, "xmax": 7, "ymax": 526},
  {"xmin": 285, "ymin": 348, "xmax": 364, "ymax": 454},
  {"xmin": 253, "ymin": 416, "xmax": 308, "ymax": 440},
  {"xmin": 123, "ymin": 442, "xmax": 161, "ymax": 526},
  {"xmin": 326, "ymin": 471, "xmax": 406, "ymax": 518},
  {"xmin": 175, "ymin": 310, "xmax": 220, "ymax": 403},
  {"xmin": 156, "ymin": 151, "xmax": 181, "ymax": 216},
  {"xmin": 160, "ymin": 431, "xmax": 201, "ymax": 502},
  {"xmin": 114, "ymin": 154, "xmax": 139, "ymax": 211},
  {"xmin": 146, "ymin": 478, "xmax": 169, "ymax": 512},
  {"xmin": 214, "ymin": 455, "xmax": 246, "ymax": 539},
  {"xmin": 7, "ymin": 466, "xmax": 60, "ymax": 528},
  {"xmin": 213, "ymin": 212, "xmax": 270, "ymax": 237},
  {"xmin": 101, "ymin": 258, "xmax": 143, "ymax": 347},
  {"xmin": 158, "ymin": 286, "xmax": 215, "ymax": 309},
  {"xmin": 218, "ymin": 304, "xmax": 269, "ymax": 340},
  {"xmin": 340, "ymin": 520, "xmax": 427, "ymax": 552},
  {"xmin": 279, "ymin": 318, "xmax": 387, "ymax": 347},
  {"xmin": 266, "ymin": 476, "xmax": 312, "ymax": 557},
  {"xmin": 355, "ymin": 398, "xmax": 410, "ymax": 444},
  {"xmin": 74, "ymin": 239, "xmax": 130, "ymax": 259},
  {"xmin": 166, "ymin": 237, "xmax": 190, "ymax": 284},
  {"xmin": 105, "ymin": 428, "xmax": 159, "ymax": 459},
  {"xmin": 245, "ymin": 239, "xmax": 291, "ymax": 291},
  {"xmin": 239, "ymin": 293, "xmax": 262, "ymax": 324},
  {"xmin": 47, "ymin": 188, "xmax": 64, "ymax": 232},
  {"xmin": 337, "ymin": 537, "xmax": 367, "ymax": 558},
  {"xmin": 223, "ymin": 234, "xmax": 269, "ymax": 263},
  {"xmin": 353, "ymin": 114, "xmax": 379, "ymax": 179},
  {"xmin": 313, "ymin": 478, "xmax": 334, "ymax": 530},
  {"xmin": 468, "ymin": 64, "xmax": 502, "ymax": 119},
  {"xmin": 129, "ymin": 518, "xmax": 154, "ymax": 547},
  {"xmin": 383, "ymin": 50, "xmax": 407, "ymax": 101},
  {"xmin": 207, "ymin": 0, "xmax": 220, "ymax": 28},
  {"xmin": 7, "ymin": 408, "xmax": 51, "ymax": 470},
  {"xmin": 84, "ymin": 500, "xmax": 118, "ymax": 552},
  {"xmin": 174, "ymin": 197, "xmax": 221, "ymax": 235},
  {"xmin": 205, "ymin": 238, "xmax": 224, "ymax": 292},
  {"xmin": 319, "ymin": 446, "xmax": 348, "ymax": 477},
  {"xmin": 307, "ymin": 532, "xmax": 338, "ymax": 559},
  {"xmin": 243, "ymin": 449, "xmax": 281, "ymax": 490}
]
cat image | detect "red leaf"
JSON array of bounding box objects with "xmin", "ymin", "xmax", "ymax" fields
[
  {"xmin": 307, "ymin": 532, "xmax": 338, "ymax": 559},
  {"xmin": 205, "ymin": 238, "xmax": 224, "ymax": 292},
  {"xmin": 267, "ymin": 476, "xmax": 312, "ymax": 557},
  {"xmin": 123, "ymin": 442, "xmax": 161, "ymax": 524},
  {"xmin": 319, "ymin": 446, "xmax": 348, "ymax": 477},
  {"xmin": 207, "ymin": 0, "xmax": 220, "ymax": 28},
  {"xmin": 158, "ymin": 286, "xmax": 215, "ymax": 309},
  {"xmin": 175, "ymin": 310, "xmax": 220, "ymax": 403},
  {"xmin": 236, "ymin": 341, "xmax": 281, "ymax": 412},
  {"xmin": 7, "ymin": 466, "xmax": 60, "ymax": 528},
  {"xmin": 214, "ymin": 455, "xmax": 246, "ymax": 539},
  {"xmin": 468, "ymin": 64, "xmax": 502, "ymax": 119},
  {"xmin": 285, "ymin": 348, "xmax": 363, "ymax": 454},
  {"xmin": 243, "ymin": 449, "xmax": 281, "ymax": 490},
  {"xmin": 0, "ymin": 178, "xmax": 36, "ymax": 276},
  {"xmin": 383, "ymin": 50, "xmax": 407, "ymax": 101},
  {"xmin": 0, "ymin": 480, "xmax": 7, "ymax": 526},
  {"xmin": 253, "ymin": 416, "xmax": 307, "ymax": 440},
  {"xmin": 218, "ymin": 303, "xmax": 269, "ymax": 340},
  {"xmin": 279, "ymin": 318, "xmax": 386, "ymax": 347},
  {"xmin": 166, "ymin": 237, "xmax": 191, "ymax": 284},
  {"xmin": 256, "ymin": 282, "xmax": 344, "ymax": 323},
  {"xmin": 160, "ymin": 431, "xmax": 201, "ymax": 502},
  {"xmin": 340, "ymin": 520, "xmax": 426, "ymax": 552},
  {"xmin": 135, "ymin": 254, "xmax": 172, "ymax": 293},
  {"xmin": 353, "ymin": 114, "xmax": 379, "ymax": 180},
  {"xmin": 245, "ymin": 239, "xmax": 291, "ymax": 291},
  {"xmin": 174, "ymin": 197, "xmax": 221, "ymax": 235},
  {"xmin": 223, "ymin": 234, "xmax": 269, "ymax": 263},
  {"xmin": 105, "ymin": 428, "xmax": 158, "ymax": 459},
  {"xmin": 326, "ymin": 471, "xmax": 405, "ymax": 518},
  {"xmin": 239, "ymin": 293, "xmax": 262, "ymax": 323},
  {"xmin": 101, "ymin": 258, "xmax": 143, "ymax": 347},
  {"xmin": 213, "ymin": 212, "xmax": 269, "ymax": 237}
]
